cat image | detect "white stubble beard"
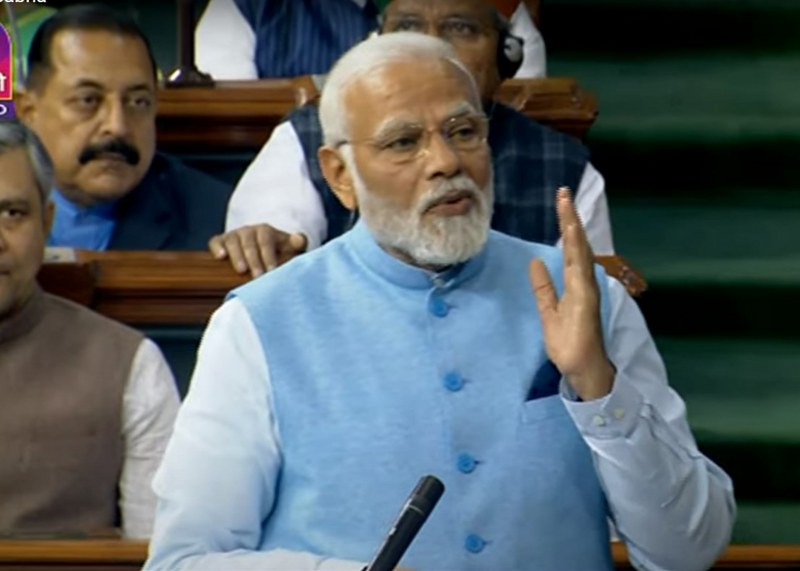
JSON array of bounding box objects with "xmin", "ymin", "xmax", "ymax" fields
[{"xmin": 348, "ymin": 157, "xmax": 494, "ymax": 268}]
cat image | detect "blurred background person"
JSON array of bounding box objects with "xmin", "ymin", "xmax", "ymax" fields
[{"xmin": 195, "ymin": 0, "xmax": 545, "ymax": 80}]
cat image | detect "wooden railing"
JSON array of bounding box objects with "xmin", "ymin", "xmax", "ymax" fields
[
  {"xmin": 155, "ymin": 76, "xmax": 598, "ymax": 153},
  {"xmin": 37, "ymin": 251, "xmax": 645, "ymax": 326},
  {"xmin": 0, "ymin": 540, "xmax": 797, "ymax": 570},
  {"xmin": 612, "ymin": 543, "xmax": 800, "ymax": 570},
  {"xmin": 38, "ymin": 251, "xmax": 245, "ymax": 326}
]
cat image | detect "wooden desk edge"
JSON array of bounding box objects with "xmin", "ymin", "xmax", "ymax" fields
[
  {"xmin": 0, "ymin": 540, "xmax": 147, "ymax": 563},
  {"xmin": 0, "ymin": 541, "xmax": 798, "ymax": 567},
  {"xmin": 37, "ymin": 252, "xmax": 647, "ymax": 326}
]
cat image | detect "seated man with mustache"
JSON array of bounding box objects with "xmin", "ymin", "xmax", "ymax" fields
[
  {"xmin": 16, "ymin": 4, "xmax": 231, "ymax": 252},
  {"xmin": 145, "ymin": 33, "xmax": 734, "ymax": 571}
]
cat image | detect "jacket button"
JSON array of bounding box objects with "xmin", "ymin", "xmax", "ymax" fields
[
  {"xmin": 457, "ymin": 453, "xmax": 477, "ymax": 474},
  {"xmin": 428, "ymin": 296, "xmax": 449, "ymax": 317},
  {"xmin": 465, "ymin": 533, "xmax": 486, "ymax": 553},
  {"xmin": 443, "ymin": 372, "xmax": 464, "ymax": 392}
]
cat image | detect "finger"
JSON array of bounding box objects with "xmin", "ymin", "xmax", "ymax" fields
[
  {"xmin": 208, "ymin": 234, "xmax": 228, "ymax": 260},
  {"xmin": 528, "ymin": 258, "xmax": 559, "ymax": 325},
  {"xmin": 562, "ymin": 223, "xmax": 592, "ymax": 278},
  {"xmin": 240, "ymin": 227, "xmax": 267, "ymax": 277},
  {"xmin": 274, "ymin": 232, "xmax": 307, "ymax": 267},
  {"xmin": 556, "ymin": 186, "xmax": 578, "ymax": 238},
  {"xmin": 287, "ymin": 232, "xmax": 308, "ymax": 253},
  {"xmin": 255, "ymin": 225, "xmax": 279, "ymax": 273},
  {"xmin": 221, "ymin": 233, "xmax": 248, "ymax": 274},
  {"xmin": 558, "ymin": 190, "xmax": 594, "ymax": 268},
  {"xmin": 563, "ymin": 223, "xmax": 602, "ymax": 307}
]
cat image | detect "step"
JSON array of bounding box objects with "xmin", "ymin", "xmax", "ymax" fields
[
  {"xmin": 545, "ymin": 0, "xmax": 800, "ymax": 55},
  {"xmin": 654, "ymin": 337, "xmax": 800, "ymax": 501},
  {"xmin": 657, "ymin": 337, "xmax": 800, "ymax": 440},
  {"xmin": 608, "ymin": 198, "xmax": 800, "ymax": 335},
  {"xmin": 610, "ymin": 198, "xmax": 800, "ymax": 263},
  {"xmin": 549, "ymin": 52, "xmax": 800, "ymax": 193},
  {"xmin": 550, "ymin": 53, "xmax": 800, "ymax": 143},
  {"xmin": 733, "ymin": 502, "xmax": 800, "ymax": 543}
]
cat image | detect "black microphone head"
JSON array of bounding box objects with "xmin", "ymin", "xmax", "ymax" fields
[
  {"xmin": 363, "ymin": 475, "xmax": 445, "ymax": 571},
  {"xmin": 409, "ymin": 475, "xmax": 445, "ymax": 516}
]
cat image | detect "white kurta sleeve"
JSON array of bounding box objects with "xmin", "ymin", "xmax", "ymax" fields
[
  {"xmin": 562, "ymin": 279, "xmax": 736, "ymax": 571},
  {"xmin": 195, "ymin": 0, "xmax": 259, "ymax": 80},
  {"xmin": 119, "ymin": 338, "xmax": 180, "ymax": 539},
  {"xmin": 226, "ymin": 122, "xmax": 329, "ymax": 249},
  {"xmin": 143, "ymin": 300, "xmax": 362, "ymax": 571}
]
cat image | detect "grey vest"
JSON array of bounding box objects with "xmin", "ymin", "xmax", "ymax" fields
[{"xmin": 0, "ymin": 289, "xmax": 142, "ymax": 534}]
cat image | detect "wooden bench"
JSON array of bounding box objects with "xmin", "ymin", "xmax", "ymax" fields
[
  {"xmin": 37, "ymin": 251, "xmax": 645, "ymax": 326},
  {"xmin": 35, "ymin": 250, "xmax": 644, "ymax": 397},
  {"xmin": 155, "ymin": 76, "xmax": 598, "ymax": 154},
  {"xmin": 0, "ymin": 540, "xmax": 797, "ymax": 570}
]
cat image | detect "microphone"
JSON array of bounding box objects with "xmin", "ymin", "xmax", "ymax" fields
[{"xmin": 363, "ymin": 475, "xmax": 445, "ymax": 571}]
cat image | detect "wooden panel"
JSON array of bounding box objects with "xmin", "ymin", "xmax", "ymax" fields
[
  {"xmin": 155, "ymin": 76, "xmax": 597, "ymax": 153},
  {"xmin": 0, "ymin": 541, "xmax": 798, "ymax": 570},
  {"xmin": 36, "ymin": 251, "xmax": 644, "ymax": 326},
  {"xmin": 156, "ymin": 77, "xmax": 317, "ymax": 154},
  {"xmin": 68, "ymin": 251, "xmax": 245, "ymax": 326},
  {"xmin": 0, "ymin": 540, "xmax": 146, "ymax": 571},
  {"xmin": 611, "ymin": 543, "xmax": 800, "ymax": 570}
]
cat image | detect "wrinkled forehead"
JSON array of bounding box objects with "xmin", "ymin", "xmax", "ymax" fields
[
  {"xmin": 46, "ymin": 29, "xmax": 156, "ymax": 92},
  {"xmin": 343, "ymin": 58, "xmax": 480, "ymax": 135},
  {"xmin": 383, "ymin": 0, "xmax": 494, "ymax": 26}
]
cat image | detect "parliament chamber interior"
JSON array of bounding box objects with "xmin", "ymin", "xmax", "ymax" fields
[{"xmin": 2, "ymin": 0, "xmax": 800, "ymax": 568}]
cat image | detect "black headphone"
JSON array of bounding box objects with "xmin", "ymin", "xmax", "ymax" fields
[{"xmin": 497, "ymin": 27, "xmax": 524, "ymax": 80}]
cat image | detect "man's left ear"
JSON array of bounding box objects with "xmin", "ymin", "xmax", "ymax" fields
[
  {"xmin": 318, "ymin": 146, "xmax": 357, "ymax": 211},
  {"xmin": 14, "ymin": 89, "xmax": 38, "ymax": 126}
]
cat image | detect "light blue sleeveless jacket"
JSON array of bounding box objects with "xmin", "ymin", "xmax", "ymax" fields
[{"xmin": 232, "ymin": 221, "xmax": 614, "ymax": 570}]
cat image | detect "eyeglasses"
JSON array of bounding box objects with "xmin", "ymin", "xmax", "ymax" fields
[{"xmin": 339, "ymin": 114, "xmax": 489, "ymax": 165}]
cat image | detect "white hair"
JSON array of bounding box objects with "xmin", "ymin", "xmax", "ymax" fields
[{"xmin": 318, "ymin": 32, "xmax": 480, "ymax": 146}]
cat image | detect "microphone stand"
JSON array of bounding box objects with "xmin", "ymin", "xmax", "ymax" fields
[{"xmin": 165, "ymin": 0, "xmax": 213, "ymax": 88}]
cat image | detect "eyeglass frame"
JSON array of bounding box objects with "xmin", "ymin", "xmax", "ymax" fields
[{"xmin": 335, "ymin": 112, "xmax": 490, "ymax": 165}]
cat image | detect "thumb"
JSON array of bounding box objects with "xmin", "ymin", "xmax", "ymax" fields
[
  {"xmin": 208, "ymin": 235, "xmax": 228, "ymax": 259},
  {"xmin": 288, "ymin": 232, "xmax": 308, "ymax": 252}
]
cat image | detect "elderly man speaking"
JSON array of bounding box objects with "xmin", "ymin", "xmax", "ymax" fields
[{"xmin": 144, "ymin": 33, "xmax": 735, "ymax": 571}]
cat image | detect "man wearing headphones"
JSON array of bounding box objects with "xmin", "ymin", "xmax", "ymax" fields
[
  {"xmin": 212, "ymin": 0, "xmax": 611, "ymax": 277},
  {"xmin": 195, "ymin": 0, "xmax": 544, "ymax": 81}
]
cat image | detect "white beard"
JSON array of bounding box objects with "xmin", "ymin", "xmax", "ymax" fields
[{"xmin": 350, "ymin": 163, "xmax": 494, "ymax": 268}]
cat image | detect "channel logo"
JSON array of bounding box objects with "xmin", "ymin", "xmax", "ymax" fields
[{"xmin": 0, "ymin": 22, "xmax": 15, "ymax": 119}]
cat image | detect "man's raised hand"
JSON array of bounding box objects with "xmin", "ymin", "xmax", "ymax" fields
[{"xmin": 528, "ymin": 188, "xmax": 615, "ymax": 401}]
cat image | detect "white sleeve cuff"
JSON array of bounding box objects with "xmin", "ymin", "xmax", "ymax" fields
[{"xmin": 561, "ymin": 375, "xmax": 644, "ymax": 439}]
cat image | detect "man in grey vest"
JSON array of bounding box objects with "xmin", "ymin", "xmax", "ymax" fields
[
  {"xmin": 0, "ymin": 121, "xmax": 179, "ymax": 538},
  {"xmin": 212, "ymin": 0, "xmax": 613, "ymax": 278},
  {"xmin": 145, "ymin": 34, "xmax": 733, "ymax": 570}
]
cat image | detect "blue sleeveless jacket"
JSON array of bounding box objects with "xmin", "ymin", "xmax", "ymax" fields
[{"xmin": 231, "ymin": 222, "xmax": 614, "ymax": 570}]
